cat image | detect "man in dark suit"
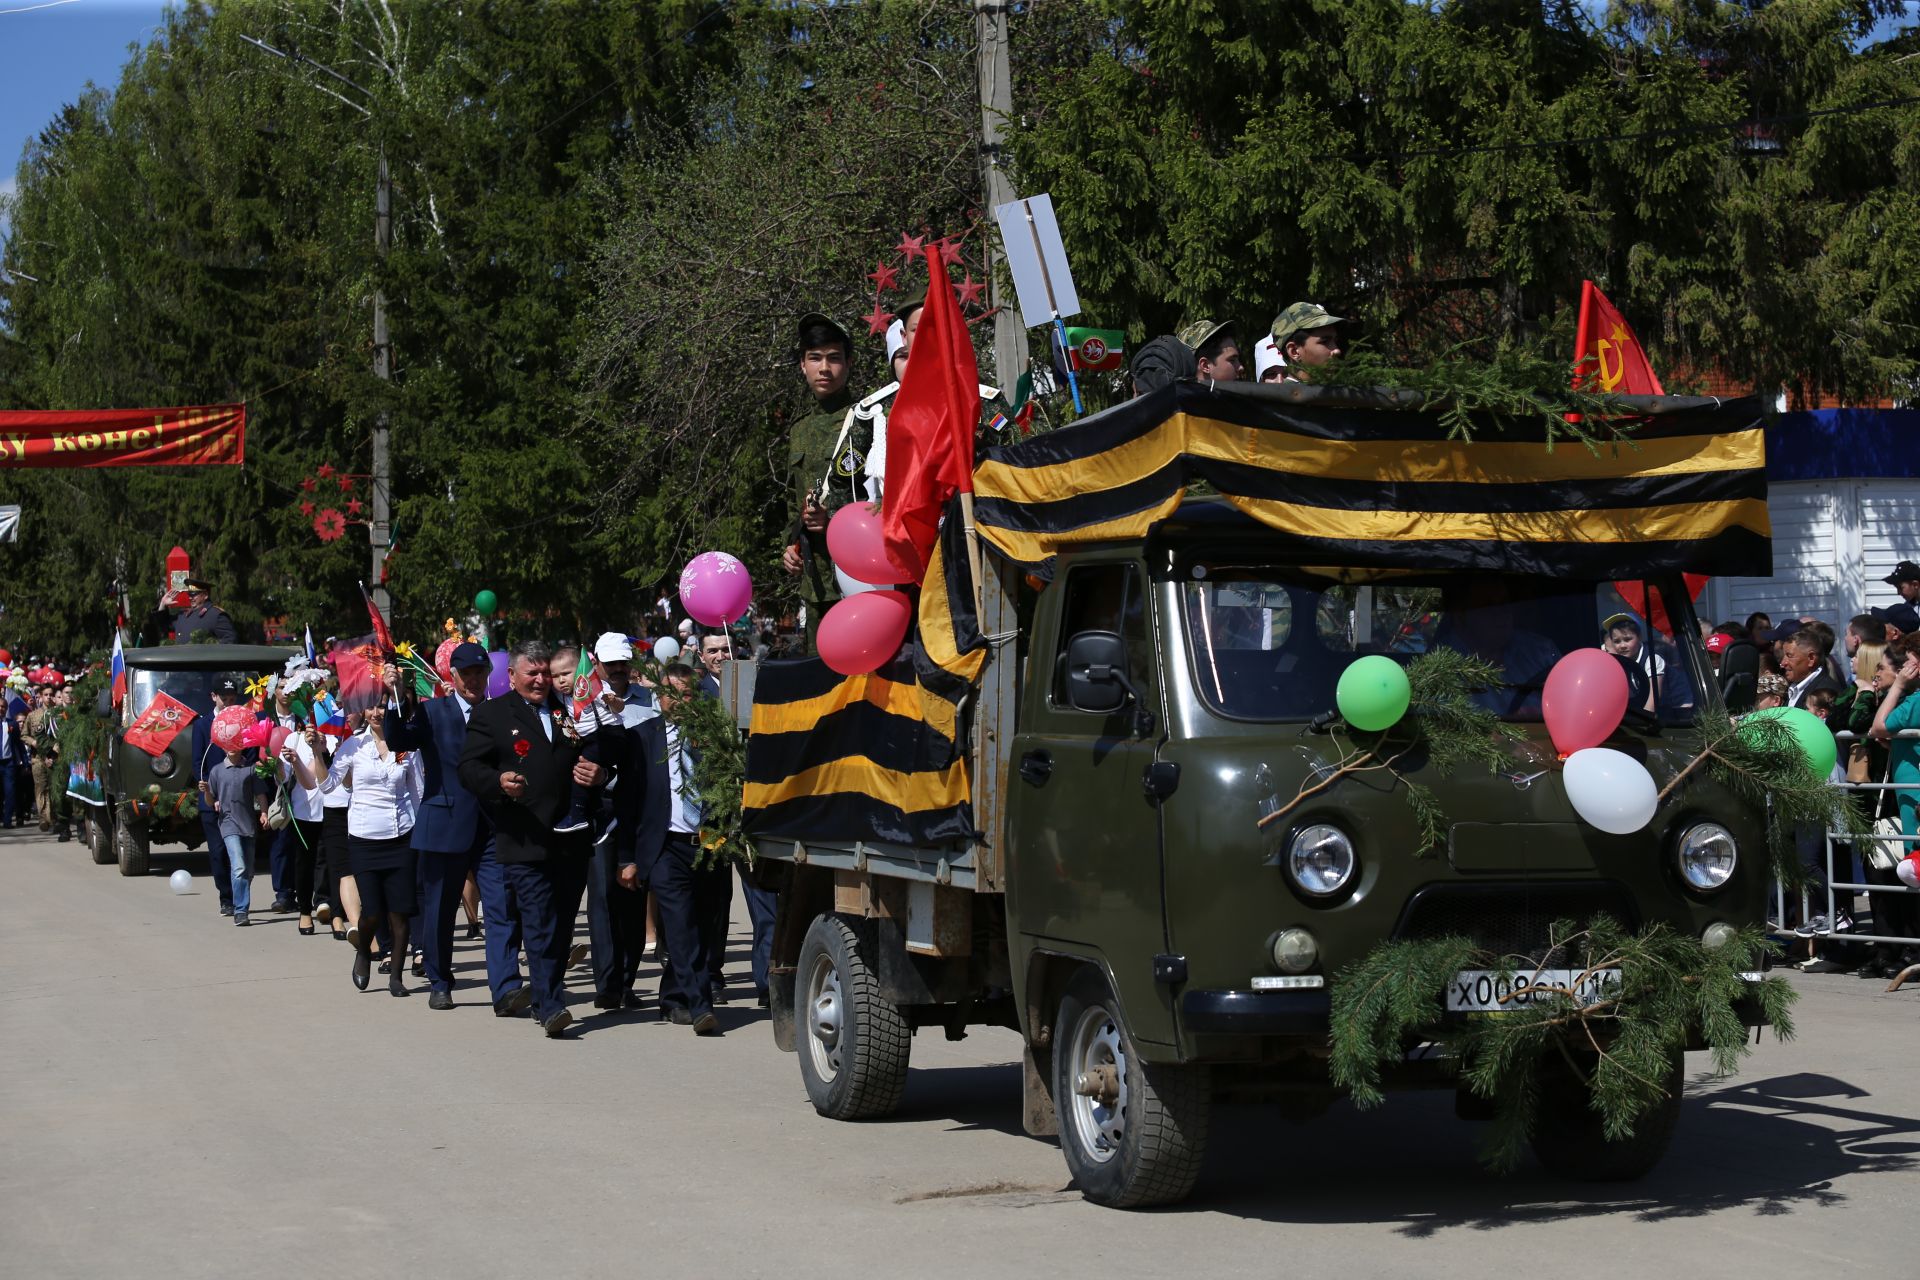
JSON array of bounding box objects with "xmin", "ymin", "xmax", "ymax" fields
[
  {"xmin": 387, "ymin": 642, "xmax": 524, "ymax": 1014},
  {"xmin": 458, "ymin": 640, "xmax": 608, "ymax": 1038},
  {"xmin": 616, "ymin": 664, "xmax": 724, "ymax": 1035},
  {"xmin": 1780, "ymin": 628, "xmax": 1842, "ymax": 709}
]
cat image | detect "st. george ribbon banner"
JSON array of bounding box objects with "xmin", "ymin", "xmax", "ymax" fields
[{"xmin": 0, "ymin": 404, "xmax": 245, "ymax": 468}]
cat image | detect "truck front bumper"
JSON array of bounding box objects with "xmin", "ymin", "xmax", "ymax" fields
[{"xmin": 1180, "ymin": 988, "xmax": 1330, "ymax": 1036}]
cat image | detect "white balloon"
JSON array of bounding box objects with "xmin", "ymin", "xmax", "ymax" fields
[
  {"xmin": 652, "ymin": 637, "xmax": 681, "ymax": 662},
  {"xmin": 834, "ymin": 566, "xmax": 884, "ymax": 597},
  {"xmin": 1562, "ymin": 747, "xmax": 1658, "ymax": 835},
  {"xmin": 168, "ymin": 869, "xmax": 193, "ymax": 895}
]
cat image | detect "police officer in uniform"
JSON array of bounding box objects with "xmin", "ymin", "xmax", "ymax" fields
[
  {"xmin": 173, "ymin": 579, "xmax": 239, "ymax": 643},
  {"xmin": 781, "ymin": 313, "xmax": 868, "ymax": 646}
]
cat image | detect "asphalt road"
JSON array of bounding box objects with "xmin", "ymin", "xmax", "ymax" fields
[{"xmin": 3, "ymin": 826, "xmax": 1916, "ymax": 1278}]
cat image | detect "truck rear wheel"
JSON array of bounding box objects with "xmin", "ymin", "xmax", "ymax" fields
[
  {"xmin": 1528, "ymin": 1048, "xmax": 1683, "ymax": 1181},
  {"xmin": 1054, "ymin": 967, "xmax": 1210, "ymax": 1209},
  {"xmin": 87, "ymin": 811, "xmax": 114, "ymax": 866},
  {"xmin": 796, "ymin": 914, "xmax": 910, "ymax": 1120},
  {"xmin": 115, "ymin": 816, "xmax": 150, "ymax": 878}
]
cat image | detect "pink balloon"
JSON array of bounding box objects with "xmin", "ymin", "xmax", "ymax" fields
[
  {"xmin": 212, "ymin": 706, "xmax": 254, "ymax": 754},
  {"xmin": 679, "ymin": 551, "xmax": 753, "ymax": 626},
  {"xmin": 1542, "ymin": 648, "xmax": 1630, "ymax": 755},
  {"xmin": 816, "ymin": 590, "xmax": 913, "ymax": 676},
  {"xmin": 267, "ymin": 725, "xmax": 292, "ymax": 759},
  {"xmin": 826, "ymin": 503, "xmax": 912, "ymax": 586},
  {"xmin": 434, "ymin": 637, "xmax": 461, "ymax": 685}
]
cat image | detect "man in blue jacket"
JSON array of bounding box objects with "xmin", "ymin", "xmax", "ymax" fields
[{"xmin": 386, "ymin": 642, "xmax": 524, "ymax": 1014}]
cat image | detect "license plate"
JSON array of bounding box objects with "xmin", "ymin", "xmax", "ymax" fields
[{"xmin": 1446, "ymin": 967, "xmax": 1620, "ymax": 1014}]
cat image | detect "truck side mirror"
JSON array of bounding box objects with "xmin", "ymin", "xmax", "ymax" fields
[
  {"xmin": 1064, "ymin": 630, "xmax": 1135, "ymax": 715},
  {"xmin": 95, "ymin": 689, "xmax": 114, "ymax": 718}
]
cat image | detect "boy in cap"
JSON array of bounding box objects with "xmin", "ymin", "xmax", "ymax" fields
[
  {"xmin": 1252, "ymin": 336, "xmax": 1286, "ymax": 382},
  {"xmin": 1884, "ymin": 560, "xmax": 1920, "ymax": 606},
  {"xmin": 554, "ymin": 633, "xmax": 633, "ymax": 835},
  {"xmin": 1271, "ymin": 302, "xmax": 1348, "ymax": 376},
  {"xmin": 1176, "ymin": 319, "xmax": 1243, "ymax": 382}
]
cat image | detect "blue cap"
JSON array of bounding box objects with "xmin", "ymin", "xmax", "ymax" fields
[
  {"xmin": 1871, "ymin": 603, "xmax": 1920, "ymax": 633},
  {"xmin": 449, "ymin": 641, "xmax": 490, "ymax": 670}
]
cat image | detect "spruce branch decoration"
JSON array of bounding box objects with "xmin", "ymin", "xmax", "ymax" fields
[
  {"xmin": 1328, "ymin": 919, "xmax": 1796, "ymax": 1172},
  {"xmin": 639, "ymin": 657, "xmax": 753, "ymax": 871},
  {"xmin": 1260, "ymin": 650, "xmax": 1519, "ymax": 853}
]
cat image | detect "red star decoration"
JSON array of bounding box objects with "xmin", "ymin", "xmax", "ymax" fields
[
  {"xmin": 299, "ymin": 501, "xmax": 314, "ymax": 517},
  {"xmin": 346, "ymin": 498, "xmax": 363, "ymax": 516},
  {"xmin": 316, "ymin": 463, "xmax": 336, "ymax": 478},
  {"xmin": 299, "ymin": 477, "xmax": 316, "ymax": 492},
  {"xmin": 338, "ymin": 475, "xmax": 353, "ymax": 492},
  {"xmin": 895, "ymin": 231, "xmax": 925, "ymax": 260},
  {"xmin": 955, "ymin": 273, "xmax": 985, "ymax": 307},
  {"xmin": 867, "ymin": 260, "xmax": 899, "ymax": 292},
  {"xmin": 862, "ymin": 301, "xmax": 892, "ymax": 336},
  {"xmin": 935, "ymin": 237, "xmax": 963, "ymax": 266}
]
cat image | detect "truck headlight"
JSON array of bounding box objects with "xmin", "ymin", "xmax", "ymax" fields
[
  {"xmin": 150, "ymin": 750, "xmax": 177, "ymax": 779},
  {"xmin": 1677, "ymin": 822, "xmax": 1737, "ymax": 891},
  {"xmin": 1287, "ymin": 824, "xmax": 1356, "ymax": 898}
]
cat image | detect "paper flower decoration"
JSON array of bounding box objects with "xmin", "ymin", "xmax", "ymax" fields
[
  {"xmin": 867, "ymin": 260, "xmax": 899, "ymax": 292},
  {"xmin": 395, "ymin": 641, "xmax": 416, "ymax": 660},
  {"xmin": 337, "ymin": 475, "xmax": 353, "ymax": 492},
  {"xmin": 314, "ymin": 508, "xmax": 348, "ymax": 542}
]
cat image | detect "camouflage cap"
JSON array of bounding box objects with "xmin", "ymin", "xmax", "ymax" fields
[
  {"xmin": 1175, "ymin": 318, "xmax": 1234, "ymax": 354},
  {"xmin": 795, "ymin": 312, "xmax": 852, "ymax": 351},
  {"xmin": 1270, "ymin": 301, "xmax": 1348, "ymax": 349}
]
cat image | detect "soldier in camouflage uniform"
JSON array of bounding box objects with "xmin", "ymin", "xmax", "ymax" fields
[{"xmin": 781, "ymin": 314, "xmax": 867, "ymax": 648}]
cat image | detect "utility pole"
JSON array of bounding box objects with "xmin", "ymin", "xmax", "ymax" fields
[
  {"xmin": 370, "ymin": 149, "xmax": 392, "ymax": 620},
  {"xmin": 975, "ymin": 1, "xmax": 1028, "ymax": 396}
]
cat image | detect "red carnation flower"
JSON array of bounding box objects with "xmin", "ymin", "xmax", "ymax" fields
[{"xmin": 513, "ymin": 738, "xmax": 531, "ymax": 758}]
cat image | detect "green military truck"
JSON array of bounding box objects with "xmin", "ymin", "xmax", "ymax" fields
[
  {"xmin": 749, "ymin": 383, "xmax": 1776, "ymax": 1208},
  {"xmin": 80, "ymin": 643, "xmax": 296, "ymax": 876}
]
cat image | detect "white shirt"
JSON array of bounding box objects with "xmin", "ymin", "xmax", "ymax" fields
[
  {"xmin": 664, "ymin": 723, "xmax": 702, "ymax": 834},
  {"xmin": 1787, "ymin": 668, "xmax": 1823, "ymax": 708},
  {"xmin": 281, "ymin": 732, "xmax": 326, "ymax": 823},
  {"xmin": 323, "ymin": 738, "xmax": 423, "ymax": 839},
  {"xmin": 318, "ymin": 732, "xmax": 362, "ymax": 809}
]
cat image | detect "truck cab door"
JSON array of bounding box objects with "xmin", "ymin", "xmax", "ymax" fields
[{"xmin": 1005, "ymin": 558, "xmax": 1175, "ymax": 1048}]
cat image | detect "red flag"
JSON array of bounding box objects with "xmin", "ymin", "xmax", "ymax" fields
[
  {"xmin": 123, "ymin": 692, "xmax": 197, "ymax": 757},
  {"xmin": 1573, "ymin": 281, "xmax": 1707, "ymax": 623},
  {"xmin": 883, "ymin": 246, "xmax": 980, "ymax": 582},
  {"xmin": 360, "ymin": 581, "xmax": 396, "ymax": 653},
  {"xmin": 331, "ymin": 638, "xmax": 386, "ymax": 714}
]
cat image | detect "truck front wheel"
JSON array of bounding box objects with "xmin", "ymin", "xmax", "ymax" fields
[
  {"xmin": 115, "ymin": 816, "xmax": 150, "ymax": 878},
  {"xmin": 87, "ymin": 811, "xmax": 114, "ymax": 866},
  {"xmin": 1528, "ymin": 1048, "xmax": 1683, "ymax": 1181},
  {"xmin": 795, "ymin": 914, "xmax": 910, "ymax": 1120},
  {"xmin": 1054, "ymin": 967, "xmax": 1210, "ymax": 1209}
]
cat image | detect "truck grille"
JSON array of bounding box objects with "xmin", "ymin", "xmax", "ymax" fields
[{"xmin": 1391, "ymin": 882, "xmax": 1639, "ymax": 962}]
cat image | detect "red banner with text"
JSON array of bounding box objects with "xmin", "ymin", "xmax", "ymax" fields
[{"xmin": 0, "ymin": 404, "xmax": 245, "ymax": 469}]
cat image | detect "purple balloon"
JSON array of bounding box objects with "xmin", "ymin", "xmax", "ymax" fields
[
  {"xmin": 679, "ymin": 551, "xmax": 753, "ymax": 627},
  {"xmin": 487, "ymin": 650, "xmax": 511, "ymax": 698}
]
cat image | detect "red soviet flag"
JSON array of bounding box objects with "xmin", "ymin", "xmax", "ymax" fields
[
  {"xmin": 123, "ymin": 692, "xmax": 198, "ymax": 757},
  {"xmin": 1573, "ymin": 281, "xmax": 1706, "ymax": 625},
  {"xmin": 883, "ymin": 246, "xmax": 980, "ymax": 582}
]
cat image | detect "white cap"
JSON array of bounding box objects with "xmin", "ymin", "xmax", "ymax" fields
[
  {"xmin": 593, "ymin": 631, "xmax": 633, "ymax": 663},
  {"xmin": 676, "ymin": 617, "xmax": 695, "ymax": 636},
  {"xmin": 1253, "ymin": 336, "xmax": 1285, "ymax": 380},
  {"xmin": 885, "ymin": 318, "xmax": 906, "ymax": 362}
]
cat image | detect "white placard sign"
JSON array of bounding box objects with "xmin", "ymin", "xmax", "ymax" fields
[
  {"xmin": 0, "ymin": 505, "xmax": 18, "ymax": 543},
  {"xmin": 993, "ymin": 193, "xmax": 1080, "ymax": 331}
]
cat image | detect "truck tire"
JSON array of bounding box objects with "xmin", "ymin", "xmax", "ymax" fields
[
  {"xmin": 115, "ymin": 816, "xmax": 151, "ymax": 878},
  {"xmin": 1053, "ymin": 967, "xmax": 1210, "ymax": 1209},
  {"xmin": 1529, "ymin": 1048, "xmax": 1683, "ymax": 1181},
  {"xmin": 795, "ymin": 914, "xmax": 910, "ymax": 1120},
  {"xmin": 87, "ymin": 811, "xmax": 114, "ymax": 866}
]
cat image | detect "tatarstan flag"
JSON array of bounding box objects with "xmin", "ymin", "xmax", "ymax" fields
[
  {"xmin": 1573, "ymin": 280, "xmax": 1707, "ymax": 623},
  {"xmin": 1063, "ymin": 327, "xmax": 1125, "ymax": 372}
]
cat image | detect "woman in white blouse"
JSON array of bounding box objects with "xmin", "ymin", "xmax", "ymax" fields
[{"xmin": 292, "ymin": 705, "xmax": 423, "ymax": 995}]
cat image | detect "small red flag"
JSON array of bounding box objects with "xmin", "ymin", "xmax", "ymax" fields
[
  {"xmin": 1573, "ymin": 281, "xmax": 1707, "ymax": 624},
  {"xmin": 123, "ymin": 692, "xmax": 197, "ymax": 757},
  {"xmin": 882, "ymin": 246, "xmax": 979, "ymax": 582},
  {"xmin": 360, "ymin": 581, "xmax": 396, "ymax": 653}
]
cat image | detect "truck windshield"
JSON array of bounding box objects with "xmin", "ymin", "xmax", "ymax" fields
[
  {"xmin": 1180, "ymin": 569, "xmax": 1702, "ymax": 725},
  {"xmin": 126, "ymin": 668, "xmax": 253, "ymax": 723}
]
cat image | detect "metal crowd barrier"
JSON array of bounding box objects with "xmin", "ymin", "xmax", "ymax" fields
[{"xmin": 1795, "ymin": 728, "xmax": 1920, "ymax": 953}]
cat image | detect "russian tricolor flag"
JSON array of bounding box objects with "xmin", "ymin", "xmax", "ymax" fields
[{"xmin": 110, "ymin": 633, "xmax": 127, "ymax": 709}]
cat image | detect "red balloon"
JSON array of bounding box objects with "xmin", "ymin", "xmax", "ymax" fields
[
  {"xmin": 816, "ymin": 590, "xmax": 913, "ymax": 676},
  {"xmin": 212, "ymin": 706, "xmax": 254, "ymax": 753},
  {"xmin": 1542, "ymin": 648, "xmax": 1630, "ymax": 755},
  {"xmin": 267, "ymin": 725, "xmax": 292, "ymax": 760},
  {"xmin": 434, "ymin": 637, "xmax": 461, "ymax": 686},
  {"xmin": 825, "ymin": 503, "xmax": 913, "ymax": 586},
  {"xmin": 0, "ymin": 649, "xmax": 11, "ymax": 664}
]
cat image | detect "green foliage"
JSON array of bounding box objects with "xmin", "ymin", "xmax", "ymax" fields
[
  {"xmin": 1329, "ymin": 918, "xmax": 1796, "ymax": 1171},
  {"xmin": 636, "ymin": 658, "xmax": 752, "ymax": 870}
]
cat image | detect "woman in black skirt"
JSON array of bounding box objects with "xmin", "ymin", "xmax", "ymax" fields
[{"xmin": 317, "ymin": 705, "xmax": 423, "ymax": 996}]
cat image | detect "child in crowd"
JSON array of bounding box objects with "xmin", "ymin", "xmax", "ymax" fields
[
  {"xmin": 1754, "ymin": 673, "xmax": 1787, "ymax": 710},
  {"xmin": 554, "ymin": 634, "xmax": 629, "ymax": 835},
  {"xmin": 205, "ymin": 742, "xmax": 269, "ymax": 926}
]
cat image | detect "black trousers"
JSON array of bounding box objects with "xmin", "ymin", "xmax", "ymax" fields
[
  {"xmin": 588, "ymin": 832, "xmax": 647, "ymax": 999},
  {"xmin": 651, "ymin": 834, "xmax": 729, "ymax": 1017},
  {"xmin": 502, "ymin": 854, "xmax": 589, "ymax": 1024},
  {"xmin": 289, "ymin": 818, "xmax": 325, "ymax": 913}
]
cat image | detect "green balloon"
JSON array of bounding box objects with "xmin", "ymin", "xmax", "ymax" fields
[
  {"xmin": 1740, "ymin": 705, "xmax": 1837, "ymax": 778},
  {"xmin": 473, "ymin": 589, "xmax": 498, "ymax": 616},
  {"xmin": 1336, "ymin": 655, "xmax": 1412, "ymax": 732}
]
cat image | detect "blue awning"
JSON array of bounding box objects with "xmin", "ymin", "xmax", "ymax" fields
[{"xmin": 1767, "ymin": 408, "xmax": 1920, "ymax": 481}]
